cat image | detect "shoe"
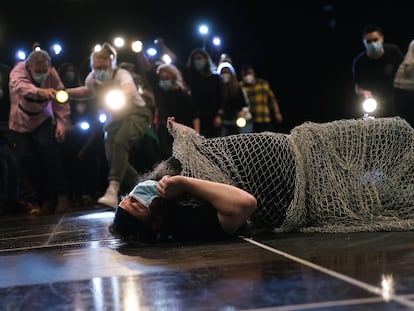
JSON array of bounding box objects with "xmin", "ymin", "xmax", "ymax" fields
[
  {"xmin": 97, "ymin": 190, "xmax": 119, "ymax": 208},
  {"xmin": 18, "ymin": 199, "xmax": 41, "ymax": 216}
]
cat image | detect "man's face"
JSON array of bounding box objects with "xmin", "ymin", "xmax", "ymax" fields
[
  {"xmin": 29, "ymin": 60, "xmax": 50, "ymax": 76},
  {"xmin": 92, "ymin": 58, "xmax": 111, "ymax": 72},
  {"xmin": 363, "ymin": 31, "xmax": 384, "ymax": 49}
]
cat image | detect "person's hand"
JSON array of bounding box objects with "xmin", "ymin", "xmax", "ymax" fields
[
  {"xmin": 55, "ymin": 121, "xmax": 66, "ymax": 142},
  {"xmin": 362, "ymin": 90, "xmax": 373, "ymax": 99},
  {"xmin": 157, "ymin": 175, "xmax": 185, "ymax": 199},
  {"xmin": 37, "ymin": 88, "xmax": 57, "ymax": 100},
  {"xmin": 55, "ymin": 128, "xmax": 65, "ymax": 142},
  {"xmin": 213, "ymin": 115, "xmax": 222, "ymax": 128},
  {"xmin": 274, "ymin": 111, "xmax": 283, "ymax": 123}
]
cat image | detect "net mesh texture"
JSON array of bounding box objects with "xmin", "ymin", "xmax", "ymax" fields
[{"xmin": 168, "ymin": 117, "xmax": 414, "ymax": 233}]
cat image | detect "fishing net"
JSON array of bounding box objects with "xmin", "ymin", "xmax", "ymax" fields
[{"xmin": 169, "ymin": 117, "xmax": 414, "ymax": 233}]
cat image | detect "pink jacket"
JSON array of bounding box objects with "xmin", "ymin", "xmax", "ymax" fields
[{"xmin": 8, "ymin": 61, "xmax": 70, "ymax": 133}]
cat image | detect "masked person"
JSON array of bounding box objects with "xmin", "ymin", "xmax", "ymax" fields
[
  {"xmin": 8, "ymin": 49, "xmax": 71, "ymax": 214},
  {"xmin": 66, "ymin": 43, "xmax": 151, "ymax": 208},
  {"xmin": 110, "ymin": 116, "xmax": 414, "ymax": 245},
  {"xmin": 352, "ymin": 24, "xmax": 403, "ymax": 117}
]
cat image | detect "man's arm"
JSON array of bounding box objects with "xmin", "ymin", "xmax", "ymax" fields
[{"xmin": 157, "ymin": 175, "xmax": 257, "ymax": 234}]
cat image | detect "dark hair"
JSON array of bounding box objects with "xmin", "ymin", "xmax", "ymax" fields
[
  {"xmin": 362, "ymin": 24, "xmax": 383, "ymax": 37},
  {"xmin": 110, "ymin": 207, "xmax": 158, "ymax": 244}
]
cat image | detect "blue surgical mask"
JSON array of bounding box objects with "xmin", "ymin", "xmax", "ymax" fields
[
  {"xmin": 366, "ymin": 42, "xmax": 383, "ymax": 56},
  {"xmin": 159, "ymin": 79, "xmax": 173, "ymax": 91},
  {"xmin": 94, "ymin": 70, "xmax": 111, "ymax": 82},
  {"xmin": 193, "ymin": 59, "xmax": 206, "ymax": 71},
  {"xmin": 129, "ymin": 180, "xmax": 159, "ymax": 208},
  {"xmin": 33, "ymin": 73, "xmax": 49, "ymax": 84}
]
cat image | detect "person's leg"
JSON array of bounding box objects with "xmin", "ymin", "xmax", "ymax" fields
[
  {"xmin": 35, "ymin": 118, "xmax": 70, "ymax": 214},
  {"xmin": 98, "ymin": 112, "xmax": 149, "ymax": 208},
  {"xmin": 11, "ymin": 130, "xmax": 41, "ymax": 214}
]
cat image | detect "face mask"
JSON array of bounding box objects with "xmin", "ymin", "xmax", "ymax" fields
[
  {"xmin": 64, "ymin": 72, "xmax": 75, "ymax": 82},
  {"xmin": 220, "ymin": 73, "xmax": 231, "ymax": 83},
  {"xmin": 33, "ymin": 73, "xmax": 49, "ymax": 84},
  {"xmin": 366, "ymin": 42, "xmax": 383, "ymax": 56},
  {"xmin": 129, "ymin": 180, "xmax": 159, "ymax": 209},
  {"xmin": 243, "ymin": 74, "xmax": 254, "ymax": 84},
  {"xmin": 193, "ymin": 59, "xmax": 206, "ymax": 71},
  {"xmin": 159, "ymin": 79, "xmax": 173, "ymax": 91},
  {"xmin": 94, "ymin": 70, "xmax": 111, "ymax": 82}
]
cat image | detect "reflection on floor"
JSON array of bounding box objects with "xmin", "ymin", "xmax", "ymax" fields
[{"xmin": 1, "ymin": 206, "xmax": 414, "ymax": 310}]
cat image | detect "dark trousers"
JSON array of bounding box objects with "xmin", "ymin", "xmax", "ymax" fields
[{"xmin": 11, "ymin": 118, "xmax": 65, "ymax": 203}]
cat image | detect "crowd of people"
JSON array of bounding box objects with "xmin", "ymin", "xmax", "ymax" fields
[
  {"xmin": 1, "ymin": 23, "xmax": 413, "ymax": 233},
  {"xmin": 0, "ymin": 39, "xmax": 284, "ymax": 216}
]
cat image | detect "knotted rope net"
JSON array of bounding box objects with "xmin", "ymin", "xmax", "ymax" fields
[{"xmin": 168, "ymin": 117, "xmax": 414, "ymax": 233}]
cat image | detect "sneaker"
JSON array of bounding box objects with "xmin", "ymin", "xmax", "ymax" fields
[
  {"xmin": 97, "ymin": 190, "xmax": 119, "ymax": 208},
  {"xmin": 18, "ymin": 199, "xmax": 41, "ymax": 216}
]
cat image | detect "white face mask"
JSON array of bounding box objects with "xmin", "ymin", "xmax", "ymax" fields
[
  {"xmin": 243, "ymin": 74, "xmax": 254, "ymax": 84},
  {"xmin": 220, "ymin": 73, "xmax": 231, "ymax": 83}
]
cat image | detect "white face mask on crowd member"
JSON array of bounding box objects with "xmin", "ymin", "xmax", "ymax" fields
[{"xmin": 243, "ymin": 74, "xmax": 254, "ymax": 85}]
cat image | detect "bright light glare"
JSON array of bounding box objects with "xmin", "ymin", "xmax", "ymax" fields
[
  {"xmin": 161, "ymin": 54, "xmax": 172, "ymax": 64},
  {"xmin": 94, "ymin": 44, "xmax": 102, "ymax": 52},
  {"xmin": 199, "ymin": 25, "xmax": 209, "ymax": 35},
  {"xmin": 146, "ymin": 47, "xmax": 157, "ymax": 57},
  {"xmin": 362, "ymin": 98, "xmax": 377, "ymax": 113},
  {"xmin": 212, "ymin": 36, "xmax": 221, "ymax": 46},
  {"xmin": 131, "ymin": 40, "xmax": 143, "ymax": 53},
  {"xmin": 98, "ymin": 113, "xmax": 107, "ymax": 123},
  {"xmin": 105, "ymin": 89, "xmax": 125, "ymax": 110},
  {"xmin": 16, "ymin": 50, "xmax": 26, "ymax": 60},
  {"xmin": 381, "ymin": 274, "xmax": 394, "ymax": 302},
  {"xmin": 55, "ymin": 90, "xmax": 69, "ymax": 103},
  {"xmin": 52, "ymin": 43, "xmax": 62, "ymax": 55},
  {"xmin": 79, "ymin": 121, "xmax": 90, "ymax": 130},
  {"xmin": 236, "ymin": 117, "xmax": 247, "ymax": 128},
  {"xmin": 113, "ymin": 37, "xmax": 125, "ymax": 48}
]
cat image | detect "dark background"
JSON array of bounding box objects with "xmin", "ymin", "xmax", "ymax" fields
[{"xmin": 0, "ymin": 0, "xmax": 412, "ymax": 132}]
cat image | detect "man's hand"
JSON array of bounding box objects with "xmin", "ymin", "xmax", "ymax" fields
[
  {"xmin": 55, "ymin": 122, "xmax": 66, "ymax": 142},
  {"xmin": 37, "ymin": 88, "xmax": 57, "ymax": 100}
]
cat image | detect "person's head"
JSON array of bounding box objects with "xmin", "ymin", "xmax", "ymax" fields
[
  {"xmin": 362, "ymin": 24, "xmax": 384, "ymax": 58},
  {"xmin": 216, "ymin": 61, "xmax": 236, "ymax": 84},
  {"xmin": 156, "ymin": 63, "xmax": 184, "ymax": 90},
  {"xmin": 110, "ymin": 180, "xmax": 161, "ymax": 244},
  {"xmin": 109, "ymin": 158, "xmax": 182, "ymax": 244},
  {"xmin": 26, "ymin": 49, "xmax": 52, "ymax": 84},
  {"xmin": 58, "ymin": 62, "xmax": 78, "ymax": 86},
  {"xmin": 240, "ymin": 64, "xmax": 256, "ymax": 85},
  {"xmin": 186, "ymin": 48, "xmax": 216, "ymax": 74},
  {"xmin": 90, "ymin": 42, "xmax": 117, "ymax": 82}
]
